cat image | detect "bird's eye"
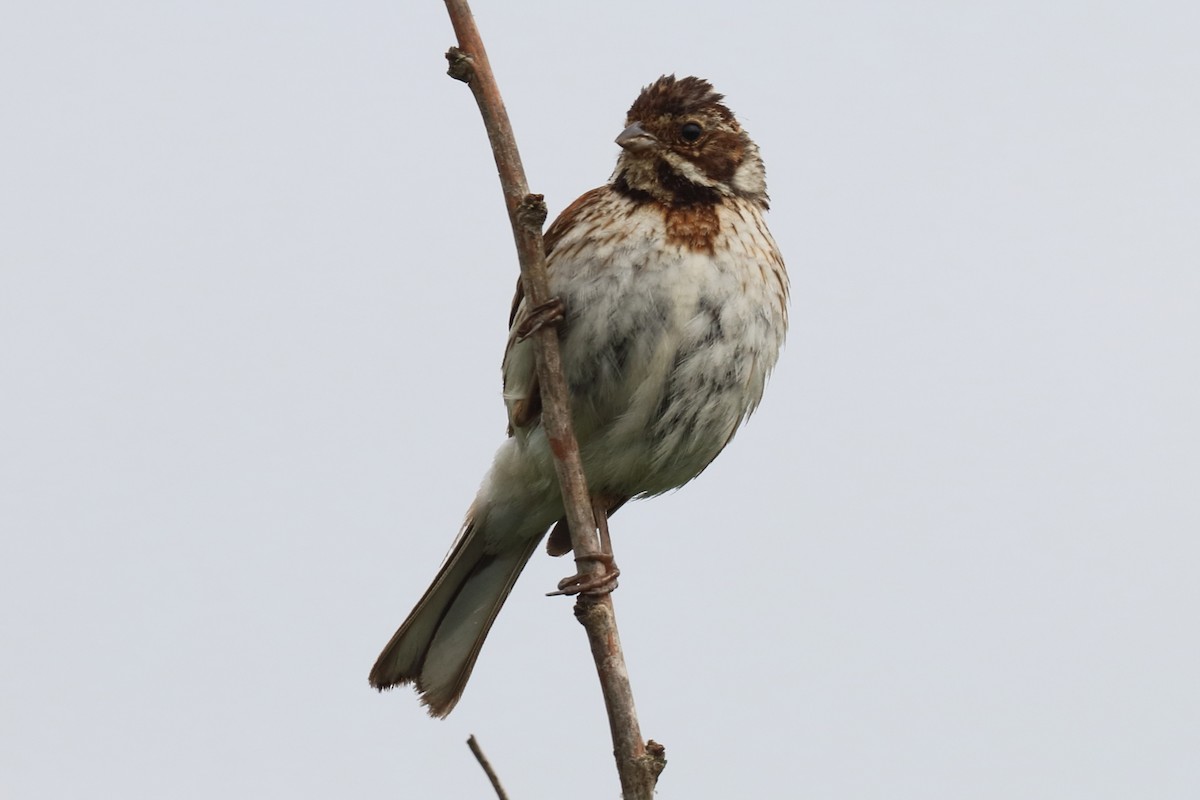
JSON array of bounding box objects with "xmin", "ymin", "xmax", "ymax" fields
[{"xmin": 680, "ymin": 122, "xmax": 704, "ymax": 142}]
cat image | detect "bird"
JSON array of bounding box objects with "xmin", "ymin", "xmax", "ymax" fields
[{"xmin": 369, "ymin": 75, "xmax": 788, "ymax": 717}]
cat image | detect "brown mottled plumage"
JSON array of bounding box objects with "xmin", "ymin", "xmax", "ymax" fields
[{"xmin": 370, "ymin": 75, "xmax": 788, "ymax": 717}]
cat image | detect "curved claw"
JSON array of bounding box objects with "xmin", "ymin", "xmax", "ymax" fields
[
  {"xmin": 547, "ymin": 554, "xmax": 620, "ymax": 597},
  {"xmin": 516, "ymin": 297, "xmax": 566, "ymax": 341}
]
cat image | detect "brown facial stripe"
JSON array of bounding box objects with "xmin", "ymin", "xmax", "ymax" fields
[{"xmin": 688, "ymin": 131, "xmax": 745, "ymax": 185}]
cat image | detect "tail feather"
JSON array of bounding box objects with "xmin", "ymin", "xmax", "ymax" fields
[{"xmin": 369, "ymin": 518, "xmax": 540, "ymax": 717}]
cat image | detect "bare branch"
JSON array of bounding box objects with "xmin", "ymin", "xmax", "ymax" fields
[
  {"xmin": 440, "ymin": 2, "xmax": 664, "ymax": 797},
  {"xmin": 442, "ymin": 6, "xmax": 597, "ymax": 573},
  {"xmin": 467, "ymin": 735, "xmax": 510, "ymax": 800}
]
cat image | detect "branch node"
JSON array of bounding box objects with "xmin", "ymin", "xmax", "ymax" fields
[
  {"xmin": 445, "ymin": 46, "xmax": 475, "ymax": 83},
  {"xmin": 517, "ymin": 193, "xmax": 548, "ymax": 230},
  {"xmin": 643, "ymin": 739, "xmax": 668, "ymax": 779},
  {"xmin": 572, "ymin": 594, "xmax": 606, "ymax": 623}
]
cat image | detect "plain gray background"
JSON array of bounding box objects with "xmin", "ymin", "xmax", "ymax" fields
[{"xmin": 2, "ymin": 2, "xmax": 1197, "ymax": 797}]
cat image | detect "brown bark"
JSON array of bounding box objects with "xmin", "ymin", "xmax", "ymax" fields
[{"xmin": 440, "ymin": 2, "xmax": 665, "ymax": 796}]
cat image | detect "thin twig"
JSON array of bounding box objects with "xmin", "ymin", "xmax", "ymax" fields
[
  {"xmin": 439, "ymin": 2, "xmax": 665, "ymax": 798},
  {"xmin": 467, "ymin": 735, "xmax": 510, "ymax": 800}
]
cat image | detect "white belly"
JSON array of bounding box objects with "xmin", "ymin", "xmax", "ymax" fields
[{"xmin": 549, "ymin": 199, "xmax": 786, "ymax": 496}]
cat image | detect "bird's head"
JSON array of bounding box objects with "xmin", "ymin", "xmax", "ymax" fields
[{"xmin": 612, "ymin": 75, "xmax": 768, "ymax": 209}]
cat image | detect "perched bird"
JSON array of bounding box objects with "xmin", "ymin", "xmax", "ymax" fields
[{"xmin": 370, "ymin": 75, "xmax": 788, "ymax": 716}]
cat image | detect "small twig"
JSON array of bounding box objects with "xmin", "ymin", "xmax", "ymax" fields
[
  {"xmin": 467, "ymin": 735, "xmax": 510, "ymax": 800},
  {"xmin": 440, "ymin": 2, "xmax": 664, "ymax": 798}
]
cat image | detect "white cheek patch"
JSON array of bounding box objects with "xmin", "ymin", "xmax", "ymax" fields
[{"xmin": 731, "ymin": 144, "xmax": 767, "ymax": 197}]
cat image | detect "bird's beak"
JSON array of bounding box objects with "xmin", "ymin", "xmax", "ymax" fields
[{"xmin": 616, "ymin": 121, "xmax": 658, "ymax": 152}]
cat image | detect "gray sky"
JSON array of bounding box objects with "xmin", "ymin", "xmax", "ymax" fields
[{"xmin": 2, "ymin": 2, "xmax": 1198, "ymax": 798}]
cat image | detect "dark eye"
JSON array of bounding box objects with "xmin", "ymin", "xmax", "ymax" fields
[{"xmin": 680, "ymin": 122, "xmax": 704, "ymax": 142}]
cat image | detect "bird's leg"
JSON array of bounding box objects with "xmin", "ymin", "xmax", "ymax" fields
[
  {"xmin": 547, "ymin": 496, "xmax": 620, "ymax": 597},
  {"xmin": 516, "ymin": 297, "xmax": 566, "ymax": 341}
]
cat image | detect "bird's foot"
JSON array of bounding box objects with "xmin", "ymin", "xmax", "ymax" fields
[
  {"xmin": 516, "ymin": 297, "xmax": 565, "ymax": 341},
  {"xmin": 547, "ymin": 553, "xmax": 620, "ymax": 597}
]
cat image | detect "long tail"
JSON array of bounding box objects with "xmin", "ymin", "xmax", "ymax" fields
[{"xmin": 368, "ymin": 515, "xmax": 540, "ymax": 717}]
